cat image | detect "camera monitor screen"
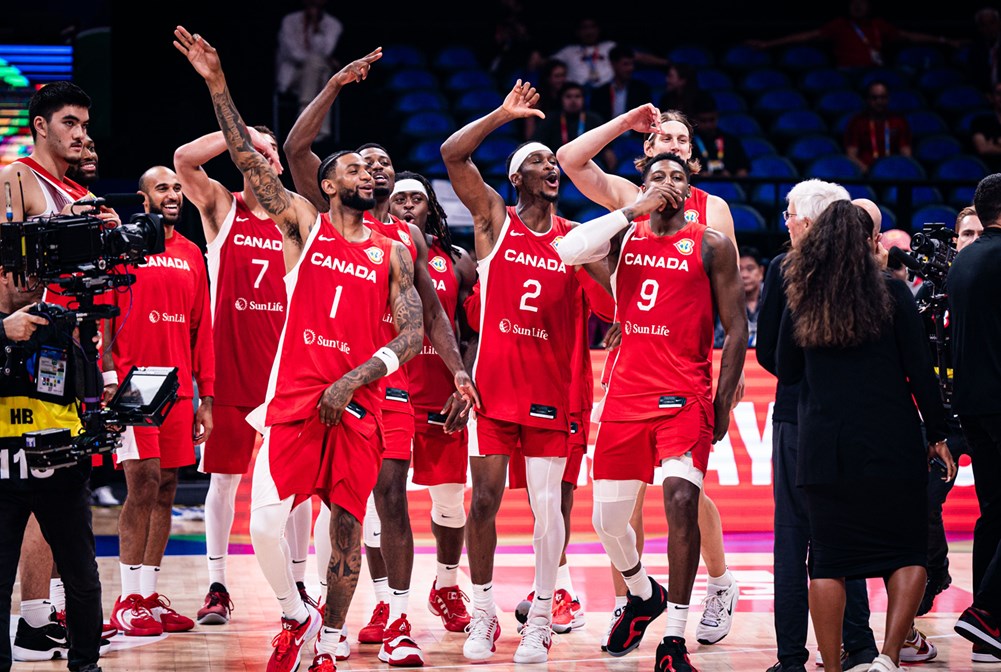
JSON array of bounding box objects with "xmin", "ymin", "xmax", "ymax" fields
[{"xmin": 109, "ymin": 366, "xmax": 180, "ymax": 425}]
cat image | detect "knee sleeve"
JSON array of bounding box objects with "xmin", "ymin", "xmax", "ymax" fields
[
  {"xmin": 592, "ymin": 479, "xmax": 643, "ymax": 572},
  {"xmin": 429, "ymin": 483, "xmax": 466, "ymax": 528},
  {"xmin": 661, "ymin": 453, "xmax": 704, "ymax": 489},
  {"xmin": 363, "ymin": 492, "xmax": 381, "ymax": 548}
]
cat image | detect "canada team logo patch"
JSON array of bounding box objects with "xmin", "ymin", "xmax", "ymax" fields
[
  {"xmin": 366, "ymin": 247, "xmax": 385, "ymax": 264},
  {"xmin": 430, "ymin": 255, "xmax": 448, "ymax": 273},
  {"xmin": 498, "ymin": 318, "xmax": 512, "ymax": 334},
  {"xmin": 398, "ymin": 230, "xmax": 412, "ymax": 247},
  {"xmin": 684, "ymin": 209, "xmax": 700, "ymax": 224},
  {"xmin": 674, "ymin": 238, "xmax": 695, "ymax": 255},
  {"xmin": 551, "ymin": 235, "xmax": 564, "ymax": 250},
  {"xmin": 234, "ymin": 297, "xmax": 247, "ymax": 311},
  {"xmin": 303, "ymin": 329, "xmax": 316, "ymax": 345},
  {"xmin": 148, "ymin": 311, "xmax": 160, "ymax": 324}
]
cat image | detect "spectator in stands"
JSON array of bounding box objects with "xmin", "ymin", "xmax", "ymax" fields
[
  {"xmin": 658, "ymin": 63, "xmax": 701, "ymax": 119},
  {"xmin": 845, "ymin": 80, "xmax": 913, "ymax": 172},
  {"xmin": 523, "ymin": 58, "xmax": 567, "ymax": 140},
  {"xmin": 589, "ymin": 46, "xmax": 652, "ymax": 125},
  {"xmin": 482, "ymin": 14, "xmax": 544, "ymax": 89},
  {"xmin": 971, "ymin": 7, "xmax": 1001, "ymax": 92},
  {"xmin": 550, "ymin": 16, "xmax": 667, "ymax": 89},
  {"xmin": 715, "ymin": 247, "xmax": 764, "ymax": 348},
  {"xmin": 531, "ymin": 82, "xmax": 615, "ymax": 167},
  {"xmin": 971, "ymin": 81, "xmax": 1001, "ymax": 173},
  {"xmin": 747, "ymin": 0, "xmax": 960, "ymax": 69},
  {"xmin": 691, "ymin": 92, "xmax": 750, "ymax": 178},
  {"xmin": 275, "ymin": 0, "xmax": 343, "ymax": 142}
]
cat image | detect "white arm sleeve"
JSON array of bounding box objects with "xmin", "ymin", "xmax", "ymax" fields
[{"xmin": 557, "ymin": 210, "xmax": 630, "ymax": 265}]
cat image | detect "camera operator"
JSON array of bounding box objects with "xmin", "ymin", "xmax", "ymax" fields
[
  {"xmin": 948, "ymin": 175, "xmax": 1001, "ymax": 659},
  {"xmin": 0, "ymin": 271, "xmax": 103, "ymax": 672},
  {"xmin": 104, "ymin": 166, "xmax": 214, "ymax": 637}
]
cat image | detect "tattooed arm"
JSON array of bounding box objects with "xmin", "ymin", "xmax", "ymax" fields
[
  {"xmin": 318, "ymin": 241, "xmax": 424, "ymax": 425},
  {"xmin": 705, "ymin": 227, "xmax": 747, "ymax": 442},
  {"xmin": 174, "ymin": 26, "xmax": 315, "ymax": 270}
]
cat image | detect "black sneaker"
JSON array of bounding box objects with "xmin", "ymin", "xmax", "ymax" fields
[
  {"xmin": 79, "ymin": 664, "xmax": 103, "ymax": 672},
  {"xmin": 916, "ymin": 572, "xmax": 952, "ymax": 616},
  {"xmin": 12, "ymin": 616, "xmax": 69, "ymax": 661},
  {"xmin": 842, "ymin": 645, "xmax": 878, "ymax": 669},
  {"xmin": 297, "ymin": 580, "xmax": 320, "ymax": 610},
  {"xmin": 765, "ymin": 663, "xmax": 807, "ymax": 672},
  {"xmin": 605, "ymin": 576, "xmax": 667, "ymax": 657},
  {"xmin": 655, "ymin": 635, "xmax": 697, "ymax": 671},
  {"xmin": 956, "ymin": 606, "xmax": 1001, "ymax": 653}
]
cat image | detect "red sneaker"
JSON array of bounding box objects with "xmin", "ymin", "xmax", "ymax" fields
[
  {"xmin": 378, "ymin": 615, "xmax": 425, "ymax": 666},
  {"xmin": 197, "ymin": 583, "xmax": 234, "ymax": 625},
  {"xmin": 144, "ymin": 593, "xmax": 195, "ymax": 632},
  {"xmin": 427, "ymin": 580, "xmax": 470, "ymax": 632},
  {"xmin": 308, "ymin": 653, "xmax": 337, "ymax": 671},
  {"xmin": 267, "ymin": 604, "xmax": 321, "ymax": 672},
  {"xmin": 552, "ymin": 589, "xmax": 574, "ymax": 634},
  {"xmin": 110, "ymin": 594, "xmax": 162, "ymax": 637},
  {"xmin": 358, "ymin": 601, "xmax": 389, "ymax": 644}
]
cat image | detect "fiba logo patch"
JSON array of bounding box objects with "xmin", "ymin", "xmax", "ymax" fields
[
  {"xmin": 303, "ymin": 329, "xmax": 316, "ymax": 345},
  {"xmin": 429, "ymin": 256, "xmax": 448, "ymax": 273},
  {"xmin": 365, "ymin": 247, "xmax": 385, "ymax": 264},
  {"xmin": 551, "ymin": 235, "xmax": 564, "ymax": 250},
  {"xmin": 398, "ymin": 230, "xmax": 412, "ymax": 247},
  {"xmin": 684, "ymin": 209, "xmax": 700, "ymax": 224},
  {"xmin": 148, "ymin": 311, "xmax": 160, "ymax": 324},
  {"xmin": 234, "ymin": 297, "xmax": 248, "ymax": 311},
  {"xmin": 498, "ymin": 318, "xmax": 512, "ymax": 334},
  {"xmin": 674, "ymin": 238, "xmax": 695, "ymax": 255}
]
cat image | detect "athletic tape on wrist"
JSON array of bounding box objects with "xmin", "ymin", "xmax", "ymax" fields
[{"xmin": 102, "ymin": 370, "xmax": 118, "ymax": 386}]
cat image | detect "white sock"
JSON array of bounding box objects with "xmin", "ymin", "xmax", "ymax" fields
[
  {"xmin": 21, "ymin": 599, "xmax": 53, "ymax": 628},
  {"xmin": 291, "ymin": 559, "xmax": 308, "ymax": 585},
  {"xmin": 472, "ymin": 582, "xmax": 495, "ymax": 615},
  {"xmin": 120, "ymin": 562, "xmax": 142, "ymax": 597},
  {"xmin": 207, "ymin": 555, "xmax": 226, "ymax": 589},
  {"xmin": 204, "ymin": 473, "xmax": 240, "ymax": 589},
  {"xmin": 373, "ymin": 576, "xmax": 390, "ymax": 604},
  {"xmin": 665, "ymin": 601, "xmax": 689, "ymax": 639},
  {"xmin": 556, "ymin": 563, "xmax": 574, "ymax": 595},
  {"xmin": 49, "ymin": 578, "xmax": 65, "ymax": 613},
  {"xmin": 708, "ymin": 568, "xmax": 733, "ymax": 590},
  {"xmin": 316, "ymin": 626, "xmax": 342, "ymax": 656},
  {"xmin": 623, "ymin": 567, "xmax": 652, "ymax": 600},
  {"xmin": 140, "ymin": 565, "xmax": 160, "ymax": 598},
  {"xmin": 278, "ymin": 585, "xmax": 309, "ymax": 624},
  {"xmin": 389, "ymin": 587, "xmax": 410, "ymax": 624},
  {"xmin": 614, "ymin": 595, "xmax": 628, "ymax": 609},
  {"xmin": 436, "ymin": 561, "xmax": 459, "ymax": 588},
  {"xmin": 528, "ymin": 592, "xmax": 553, "ymax": 623}
]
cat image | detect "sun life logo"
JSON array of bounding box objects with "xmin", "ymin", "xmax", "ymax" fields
[
  {"xmin": 148, "ymin": 311, "xmax": 160, "ymax": 324},
  {"xmin": 234, "ymin": 297, "xmax": 247, "ymax": 311},
  {"xmin": 303, "ymin": 329, "xmax": 316, "ymax": 345},
  {"xmin": 499, "ymin": 319, "xmax": 512, "ymax": 334}
]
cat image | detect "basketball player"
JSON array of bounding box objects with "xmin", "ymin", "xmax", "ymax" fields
[
  {"xmin": 104, "ymin": 165, "xmax": 213, "ymax": 638},
  {"xmin": 173, "ymin": 126, "xmax": 318, "ymax": 630},
  {"xmin": 388, "ymin": 171, "xmax": 477, "ymax": 633},
  {"xmin": 176, "ymin": 27, "xmax": 424, "ymax": 672},
  {"xmin": 65, "ymin": 136, "xmax": 98, "ymax": 186},
  {"xmin": 440, "ymin": 80, "xmax": 603, "ymax": 663},
  {"xmin": 284, "ymin": 58, "xmax": 477, "ymax": 667},
  {"xmin": 558, "ymin": 103, "xmax": 741, "ymax": 645},
  {"xmin": 558, "ymin": 152, "xmax": 747, "ymax": 671}
]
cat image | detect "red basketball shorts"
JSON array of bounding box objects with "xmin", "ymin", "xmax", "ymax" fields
[
  {"xmin": 381, "ymin": 408, "xmax": 415, "ymax": 461},
  {"xmin": 412, "ymin": 411, "xmax": 468, "ymax": 486},
  {"xmin": 199, "ymin": 404, "xmax": 258, "ymax": 475},
  {"xmin": 116, "ymin": 397, "xmax": 194, "ymax": 469}
]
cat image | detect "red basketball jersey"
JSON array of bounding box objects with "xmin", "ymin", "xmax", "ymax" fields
[
  {"xmin": 603, "ymin": 219, "xmax": 713, "ymax": 420},
  {"xmin": 410, "ymin": 239, "xmax": 459, "ymax": 413},
  {"xmin": 473, "ymin": 207, "xmax": 578, "ymax": 430},
  {"xmin": 262, "ymin": 215, "xmax": 393, "ymax": 427},
  {"xmin": 206, "ymin": 193, "xmax": 286, "ymax": 407},
  {"xmin": 570, "ymin": 269, "xmax": 599, "ymax": 426},
  {"xmin": 365, "ymin": 213, "xmax": 418, "ymax": 416}
]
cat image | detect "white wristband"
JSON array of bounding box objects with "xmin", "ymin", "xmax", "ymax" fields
[
  {"xmin": 102, "ymin": 370, "xmax": 119, "ymax": 386},
  {"xmin": 373, "ymin": 347, "xmax": 400, "ymax": 376}
]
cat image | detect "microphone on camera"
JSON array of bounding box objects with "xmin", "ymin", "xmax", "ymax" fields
[
  {"xmin": 75, "ymin": 193, "xmax": 144, "ymax": 209},
  {"xmin": 889, "ymin": 246, "xmax": 922, "ymax": 272}
]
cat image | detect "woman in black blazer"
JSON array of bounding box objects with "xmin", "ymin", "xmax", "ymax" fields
[{"xmin": 777, "ymin": 200, "xmax": 956, "ymax": 672}]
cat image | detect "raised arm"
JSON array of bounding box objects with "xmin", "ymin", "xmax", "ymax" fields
[
  {"xmin": 317, "ymin": 241, "xmax": 424, "ymax": 426},
  {"xmin": 556, "ymin": 104, "xmax": 661, "ymax": 211},
  {"xmin": 440, "ymin": 81, "xmax": 541, "ymax": 254},
  {"xmin": 284, "ymin": 48, "xmax": 383, "ymax": 210},
  {"xmin": 174, "ymin": 26, "xmax": 315, "ymax": 256},
  {"xmin": 705, "ymin": 228, "xmax": 748, "ymax": 442}
]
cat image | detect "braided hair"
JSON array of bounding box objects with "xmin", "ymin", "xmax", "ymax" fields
[{"xmin": 394, "ymin": 171, "xmax": 459, "ymax": 260}]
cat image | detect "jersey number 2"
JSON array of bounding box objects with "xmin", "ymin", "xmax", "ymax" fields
[{"xmin": 519, "ymin": 279, "xmax": 541, "ymax": 313}]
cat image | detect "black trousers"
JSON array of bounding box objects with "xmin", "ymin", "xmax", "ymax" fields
[
  {"xmin": 772, "ymin": 420, "xmax": 876, "ymax": 666},
  {"xmin": 0, "ymin": 465, "xmax": 102, "ymax": 672},
  {"xmin": 961, "ymin": 413, "xmax": 1001, "ymax": 614},
  {"xmin": 926, "ymin": 414, "xmax": 966, "ymax": 580}
]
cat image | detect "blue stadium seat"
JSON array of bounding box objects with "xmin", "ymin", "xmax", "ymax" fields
[
  {"xmin": 879, "ymin": 206, "xmax": 898, "ymax": 231},
  {"xmin": 697, "ymin": 68, "xmax": 734, "ymax": 91},
  {"xmin": 454, "ymin": 89, "xmax": 504, "ymax": 115},
  {"xmin": 749, "ymin": 156, "xmax": 797, "ymax": 210},
  {"xmin": 669, "ymin": 45, "xmax": 715, "ymax": 67},
  {"xmin": 933, "ymin": 155, "xmax": 989, "ymax": 181},
  {"xmin": 895, "ymin": 45, "xmax": 946, "ymax": 71},
  {"xmin": 730, "ymin": 204, "xmax": 766, "ymax": 231},
  {"xmin": 914, "ymin": 134, "xmax": 963, "ymax": 165},
  {"xmin": 394, "ymin": 90, "xmax": 447, "ymax": 114},
  {"xmin": 777, "ymin": 45, "xmax": 830, "ymax": 71},
  {"xmin": 741, "ymin": 136, "xmax": 777, "ymax": 160},
  {"xmin": 958, "ymin": 110, "xmax": 991, "ymax": 134},
  {"xmin": 444, "ymin": 69, "xmax": 495, "ymax": 92},
  {"xmin": 887, "ymin": 89, "xmax": 927, "ymax": 114},
  {"xmin": 800, "ymin": 68, "xmax": 851, "ymax": 94},
  {"xmin": 868, "ymin": 156, "xmax": 927, "ymax": 181},
  {"xmin": 917, "ymin": 67, "xmax": 967, "ymax": 93},
  {"xmin": 379, "ymin": 45, "xmax": 427, "ymax": 69},
  {"xmin": 770, "ymin": 110, "xmax": 827, "ymax": 138},
  {"xmin": 911, "ymin": 204, "xmax": 958, "ymax": 230},
  {"xmin": 400, "ymin": 111, "xmax": 456, "ymax": 139},
  {"xmin": 751, "ymin": 181, "xmax": 796, "ymax": 212},
  {"xmin": 632, "ymin": 68, "xmax": 665, "ymax": 90},
  {"xmin": 905, "ymin": 110, "xmax": 949, "ymax": 137},
  {"xmin": 559, "ymin": 181, "xmax": 592, "ymax": 214},
  {"xmin": 711, "ymin": 90, "xmax": 748, "ymax": 113},
  {"xmin": 844, "ymin": 184, "xmax": 878, "ymax": 202},
  {"xmin": 805, "ymin": 154, "xmax": 863, "ymax": 180},
  {"xmin": 576, "ymin": 206, "xmax": 611, "ymax": 223},
  {"xmin": 721, "ymin": 44, "xmax": 772, "ymax": 70},
  {"xmin": 717, "ymin": 112, "xmax": 763, "ymax": 136},
  {"xmin": 787, "ymin": 135, "xmax": 842, "ymax": 167},
  {"xmin": 883, "ymin": 185, "xmax": 943, "ymax": 208},
  {"xmin": 815, "ymin": 90, "xmax": 865, "ymax": 120},
  {"xmin": 832, "ymin": 111, "xmax": 857, "ymax": 135},
  {"xmin": 407, "ymin": 139, "xmax": 443, "ymax": 166},
  {"xmin": 859, "ymin": 68, "xmax": 911, "ymax": 90},
  {"xmin": 753, "ymin": 88, "xmax": 809, "ymax": 117},
  {"xmin": 610, "ymin": 136, "xmax": 645, "ymax": 163},
  {"xmin": 934, "ymin": 85, "xmax": 989, "ymax": 116},
  {"xmin": 698, "ymin": 180, "xmax": 746, "ymax": 203},
  {"xmin": 386, "ymin": 69, "xmax": 437, "ymax": 92},
  {"xmin": 417, "ymin": 158, "xmax": 448, "ymax": 179},
  {"xmin": 948, "ymin": 185, "xmax": 976, "ymax": 209},
  {"xmin": 433, "ymin": 46, "xmax": 479, "ymax": 71},
  {"xmin": 472, "ymin": 136, "xmax": 518, "ymax": 164},
  {"xmin": 740, "ymin": 68, "xmax": 791, "ymax": 94}
]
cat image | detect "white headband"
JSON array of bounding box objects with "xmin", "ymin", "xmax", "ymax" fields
[
  {"xmin": 508, "ymin": 142, "xmax": 553, "ymax": 185},
  {"xmin": 391, "ymin": 179, "xmax": 427, "ymax": 197}
]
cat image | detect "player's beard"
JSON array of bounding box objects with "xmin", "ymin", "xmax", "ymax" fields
[
  {"xmin": 149, "ymin": 202, "xmax": 181, "ymax": 226},
  {"xmin": 373, "ymin": 184, "xmax": 391, "ymax": 201},
  {"xmin": 341, "ymin": 187, "xmax": 377, "ymax": 212}
]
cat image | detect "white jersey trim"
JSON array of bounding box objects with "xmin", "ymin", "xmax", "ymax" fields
[
  {"xmin": 470, "ymin": 213, "xmax": 512, "ymax": 384},
  {"xmin": 205, "ymin": 196, "xmax": 238, "ymax": 323}
]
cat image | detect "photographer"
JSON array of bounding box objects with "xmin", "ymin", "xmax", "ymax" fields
[
  {"xmin": 949, "ymin": 175, "xmax": 1001, "ymax": 659},
  {"xmin": 0, "ymin": 271, "xmax": 102, "ymax": 672}
]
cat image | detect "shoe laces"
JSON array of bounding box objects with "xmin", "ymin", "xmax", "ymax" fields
[
  {"xmin": 207, "ymin": 590, "xmax": 235, "ymax": 615},
  {"xmin": 271, "ymin": 620, "xmax": 298, "ymax": 657},
  {"xmin": 520, "ymin": 621, "xmax": 551, "ymax": 650},
  {"xmin": 149, "ymin": 594, "xmax": 176, "ymax": 612},
  {"xmin": 700, "ymin": 592, "xmax": 726, "ymax": 625},
  {"xmin": 126, "ymin": 596, "xmax": 152, "ymax": 617},
  {"xmin": 466, "ymin": 612, "xmax": 497, "ymax": 640},
  {"xmin": 370, "ymin": 601, "xmax": 389, "ymax": 624}
]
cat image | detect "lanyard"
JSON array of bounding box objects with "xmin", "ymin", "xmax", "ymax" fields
[
  {"xmin": 560, "ymin": 113, "xmax": 586, "ymax": 145},
  {"xmin": 869, "ymin": 119, "xmax": 890, "ymax": 158}
]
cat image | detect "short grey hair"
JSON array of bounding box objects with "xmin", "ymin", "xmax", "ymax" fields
[{"xmin": 786, "ymin": 179, "xmax": 850, "ymax": 222}]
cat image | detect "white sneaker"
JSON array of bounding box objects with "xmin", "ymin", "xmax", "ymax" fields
[
  {"xmin": 513, "ymin": 618, "xmax": 552, "ymax": 664},
  {"xmin": 315, "ymin": 626, "xmax": 351, "ymax": 661},
  {"xmin": 92, "ymin": 486, "xmax": 120, "ymax": 506},
  {"xmin": 601, "ymin": 606, "xmax": 624, "ymax": 652},
  {"xmin": 463, "ymin": 610, "xmax": 500, "ymax": 661},
  {"xmin": 696, "ymin": 574, "xmax": 739, "ymax": 645},
  {"xmin": 867, "ymin": 653, "xmax": 902, "ymax": 671},
  {"xmin": 899, "ymin": 627, "xmax": 937, "ymax": 663}
]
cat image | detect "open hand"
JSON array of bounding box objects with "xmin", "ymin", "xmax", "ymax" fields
[
  {"xmin": 502, "ymin": 80, "xmax": 545, "ymax": 120},
  {"xmin": 174, "ymin": 26, "xmax": 222, "ymax": 82},
  {"xmin": 623, "ymin": 103, "xmax": 664, "ymax": 135}
]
